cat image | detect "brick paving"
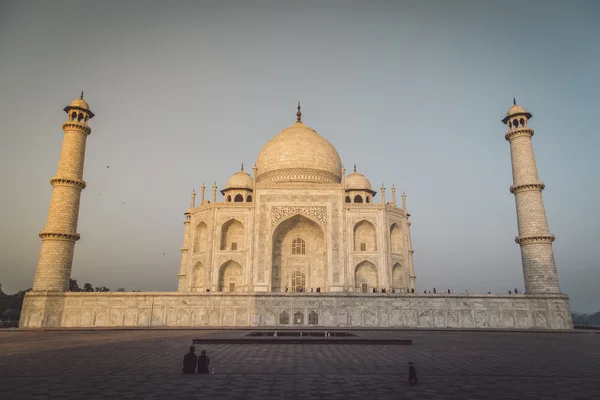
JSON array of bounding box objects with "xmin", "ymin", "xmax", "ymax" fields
[{"xmin": 0, "ymin": 329, "xmax": 598, "ymax": 399}]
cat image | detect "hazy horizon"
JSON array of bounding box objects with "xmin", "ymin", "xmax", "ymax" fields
[{"xmin": 1, "ymin": 0, "xmax": 598, "ymax": 313}]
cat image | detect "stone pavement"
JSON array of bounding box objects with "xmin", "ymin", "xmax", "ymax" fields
[{"xmin": 0, "ymin": 329, "xmax": 598, "ymax": 399}]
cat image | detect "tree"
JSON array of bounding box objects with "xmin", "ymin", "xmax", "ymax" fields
[
  {"xmin": 95, "ymin": 286, "xmax": 110, "ymax": 292},
  {"xmin": 116, "ymin": 288, "xmax": 125, "ymax": 292},
  {"xmin": 83, "ymin": 283, "xmax": 94, "ymax": 292},
  {"xmin": 2, "ymin": 308, "xmax": 20, "ymax": 321},
  {"xmin": 69, "ymin": 279, "xmax": 81, "ymax": 292}
]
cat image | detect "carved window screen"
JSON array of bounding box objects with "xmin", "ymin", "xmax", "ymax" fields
[
  {"xmin": 362, "ymin": 283, "xmax": 368, "ymax": 293},
  {"xmin": 292, "ymin": 238, "xmax": 306, "ymax": 255},
  {"xmin": 291, "ymin": 271, "xmax": 305, "ymax": 293},
  {"xmin": 231, "ymin": 242, "xmax": 237, "ymax": 251},
  {"xmin": 360, "ymin": 243, "xmax": 366, "ymax": 252},
  {"xmin": 229, "ymin": 283, "xmax": 235, "ymax": 292}
]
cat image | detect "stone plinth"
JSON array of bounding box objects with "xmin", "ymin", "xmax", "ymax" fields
[{"xmin": 19, "ymin": 292, "xmax": 573, "ymax": 330}]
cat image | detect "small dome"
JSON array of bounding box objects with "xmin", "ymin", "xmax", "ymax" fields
[
  {"xmin": 345, "ymin": 171, "xmax": 372, "ymax": 190},
  {"xmin": 505, "ymin": 104, "xmax": 526, "ymax": 117},
  {"xmin": 225, "ymin": 171, "xmax": 254, "ymax": 190},
  {"xmin": 255, "ymin": 121, "xmax": 342, "ymax": 184},
  {"xmin": 70, "ymin": 98, "xmax": 90, "ymax": 110},
  {"xmin": 502, "ymin": 101, "xmax": 532, "ymax": 124}
]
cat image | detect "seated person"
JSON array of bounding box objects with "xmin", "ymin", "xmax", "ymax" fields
[
  {"xmin": 197, "ymin": 349, "xmax": 210, "ymax": 374},
  {"xmin": 182, "ymin": 346, "xmax": 197, "ymax": 374}
]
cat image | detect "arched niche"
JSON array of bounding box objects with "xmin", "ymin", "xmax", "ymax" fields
[
  {"xmin": 353, "ymin": 220, "xmax": 377, "ymax": 251},
  {"xmin": 390, "ymin": 223, "xmax": 402, "ymax": 253},
  {"xmin": 218, "ymin": 260, "xmax": 243, "ymax": 292},
  {"xmin": 220, "ymin": 219, "xmax": 244, "ymax": 250},
  {"xmin": 392, "ymin": 262, "xmax": 403, "ymax": 289},
  {"xmin": 271, "ymin": 214, "xmax": 326, "ymax": 292},
  {"xmin": 234, "ymin": 194, "xmax": 244, "ymax": 202},
  {"xmin": 191, "ymin": 262, "xmax": 206, "ymax": 291},
  {"xmin": 355, "ymin": 261, "xmax": 378, "ymax": 292},
  {"xmin": 193, "ymin": 222, "xmax": 208, "ymax": 253}
]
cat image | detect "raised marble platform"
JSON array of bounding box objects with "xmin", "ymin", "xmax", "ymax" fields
[
  {"xmin": 19, "ymin": 291, "xmax": 573, "ymax": 330},
  {"xmin": 192, "ymin": 330, "xmax": 413, "ymax": 344}
]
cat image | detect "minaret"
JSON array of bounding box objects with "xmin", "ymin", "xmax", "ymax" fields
[
  {"xmin": 404, "ymin": 193, "xmax": 416, "ymax": 291},
  {"xmin": 32, "ymin": 93, "xmax": 94, "ymax": 291},
  {"xmin": 177, "ymin": 191, "xmax": 194, "ymax": 291},
  {"xmin": 503, "ymin": 100, "xmax": 560, "ymax": 293},
  {"xmin": 391, "ymin": 185, "xmax": 397, "ymax": 205}
]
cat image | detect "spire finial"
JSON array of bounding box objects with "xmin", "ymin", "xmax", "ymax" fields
[
  {"xmin": 513, "ymin": 97, "xmax": 516, "ymax": 105},
  {"xmin": 296, "ymin": 101, "xmax": 302, "ymax": 122},
  {"xmin": 241, "ymin": 162, "xmax": 244, "ymax": 171},
  {"xmin": 353, "ymin": 164, "xmax": 356, "ymax": 172},
  {"xmin": 81, "ymin": 91, "xmax": 84, "ymax": 99}
]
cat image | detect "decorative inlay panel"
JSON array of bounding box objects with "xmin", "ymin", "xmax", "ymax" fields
[{"xmin": 271, "ymin": 206, "xmax": 327, "ymax": 227}]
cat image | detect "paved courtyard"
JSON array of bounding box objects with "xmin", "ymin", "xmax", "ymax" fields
[{"xmin": 0, "ymin": 329, "xmax": 598, "ymax": 399}]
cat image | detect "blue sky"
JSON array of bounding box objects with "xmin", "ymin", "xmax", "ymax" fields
[{"xmin": 0, "ymin": 0, "xmax": 598, "ymax": 312}]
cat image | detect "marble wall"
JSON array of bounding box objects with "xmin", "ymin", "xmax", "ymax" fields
[{"xmin": 20, "ymin": 292, "xmax": 573, "ymax": 330}]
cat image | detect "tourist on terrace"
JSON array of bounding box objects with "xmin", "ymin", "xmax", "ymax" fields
[
  {"xmin": 182, "ymin": 346, "xmax": 197, "ymax": 374},
  {"xmin": 197, "ymin": 350, "xmax": 210, "ymax": 374}
]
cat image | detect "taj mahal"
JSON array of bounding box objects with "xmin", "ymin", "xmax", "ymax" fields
[{"xmin": 19, "ymin": 95, "xmax": 573, "ymax": 329}]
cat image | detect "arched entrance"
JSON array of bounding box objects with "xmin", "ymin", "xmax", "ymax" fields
[
  {"xmin": 355, "ymin": 261, "xmax": 378, "ymax": 293},
  {"xmin": 271, "ymin": 214, "xmax": 326, "ymax": 292},
  {"xmin": 218, "ymin": 260, "xmax": 243, "ymax": 292}
]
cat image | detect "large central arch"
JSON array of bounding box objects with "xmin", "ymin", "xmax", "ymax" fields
[{"xmin": 271, "ymin": 214, "xmax": 326, "ymax": 292}]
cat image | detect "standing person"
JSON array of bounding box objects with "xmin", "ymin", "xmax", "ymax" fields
[
  {"xmin": 285, "ymin": 286, "xmax": 288, "ymax": 292},
  {"xmin": 182, "ymin": 346, "xmax": 197, "ymax": 374},
  {"xmin": 514, "ymin": 288, "xmax": 518, "ymax": 294},
  {"xmin": 197, "ymin": 350, "xmax": 210, "ymax": 374}
]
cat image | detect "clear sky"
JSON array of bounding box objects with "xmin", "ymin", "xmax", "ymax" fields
[{"xmin": 0, "ymin": 0, "xmax": 598, "ymax": 313}]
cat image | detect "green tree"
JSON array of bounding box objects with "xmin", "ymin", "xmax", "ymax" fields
[
  {"xmin": 83, "ymin": 283, "xmax": 94, "ymax": 292},
  {"xmin": 69, "ymin": 279, "xmax": 81, "ymax": 292}
]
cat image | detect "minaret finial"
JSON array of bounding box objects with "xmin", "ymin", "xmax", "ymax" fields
[
  {"xmin": 241, "ymin": 162, "xmax": 244, "ymax": 171},
  {"xmin": 353, "ymin": 164, "xmax": 356, "ymax": 172},
  {"xmin": 513, "ymin": 97, "xmax": 516, "ymax": 105},
  {"xmin": 296, "ymin": 101, "xmax": 302, "ymax": 122},
  {"xmin": 81, "ymin": 91, "xmax": 84, "ymax": 99}
]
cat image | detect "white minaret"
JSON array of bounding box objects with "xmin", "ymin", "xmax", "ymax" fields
[
  {"xmin": 503, "ymin": 99, "xmax": 561, "ymax": 294},
  {"xmin": 32, "ymin": 93, "xmax": 94, "ymax": 291}
]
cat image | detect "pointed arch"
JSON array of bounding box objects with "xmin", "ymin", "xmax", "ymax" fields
[
  {"xmin": 271, "ymin": 214, "xmax": 326, "ymax": 293},
  {"xmin": 220, "ymin": 219, "xmax": 244, "ymax": 250},
  {"xmin": 246, "ymin": 195, "xmax": 252, "ymax": 202},
  {"xmin": 218, "ymin": 260, "xmax": 243, "ymax": 292},
  {"xmin": 392, "ymin": 262, "xmax": 403, "ymax": 289},
  {"xmin": 279, "ymin": 310, "xmax": 290, "ymax": 325},
  {"xmin": 234, "ymin": 194, "xmax": 244, "ymax": 202},
  {"xmin": 355, "ymin": 261, "xmax": 378, "ymax": 292},
  {"xmin": 191, "ymin": 262, "xmax": 206, "ymax": 291},
  {"xmin": 354, "ymin": 195, "xmax": 363, "ymax": 203},
  {"xmin": 353, "ymin": 220, "xmax": 377, "ymax": 251},
  {"xmin": 193, "ymin": 222, "xmax": 208, "ymax": 253},
  {"xmin": 345, "ymin": 196, "xmax": 351, "ymax": 203},
  {"xmin": 390, "ymin": 223, "xmax": 402, "ymax": 253}
]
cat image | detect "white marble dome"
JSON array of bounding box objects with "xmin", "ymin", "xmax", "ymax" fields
[
  {"xmin": 255, "ymin": 121, "xmax": 342, "ymax": 184},
  {"xmin": 345, "ymin": 171, "xmax": 372, "ymax": 190},
  {"xmin": 225, "ymin": 170, "xmax": 254, "ymax": 189}
]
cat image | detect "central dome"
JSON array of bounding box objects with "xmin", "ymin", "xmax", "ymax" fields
[{"xmin": 255, "ymin": 121, "xmax": 342, "ymax": 184}]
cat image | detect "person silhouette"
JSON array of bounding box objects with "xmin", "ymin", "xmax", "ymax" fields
[
  {"xmin": 408, "ymin": 362, "xmax": 418, "ymax": 385},
  {"xmin": 182, "ymin": 346, "xmax": 197, "ymax": 374},
  {"xmin": 197, "ymin": 349, "xmax": 210, "ymax": 374}
]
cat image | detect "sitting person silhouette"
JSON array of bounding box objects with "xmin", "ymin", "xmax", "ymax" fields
[
  {"xmin": 197, "ymin": 349, "xmax": 210, "ymax": 374},
  {"xmin": 408, "ymin": 362, "xmax": 418, "ymax": 385},
  {"xmin": 182, "ymin": 346, "xmax": 197, "ymax": 374}
]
